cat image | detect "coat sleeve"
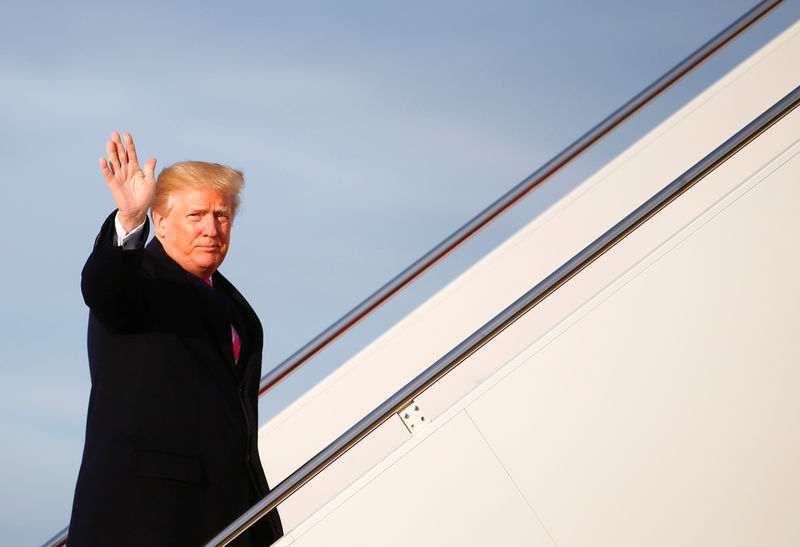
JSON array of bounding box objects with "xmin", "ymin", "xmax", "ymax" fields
[{"xmin": 81, "ymin": 211, "xmax": 151, "ymax": 332}]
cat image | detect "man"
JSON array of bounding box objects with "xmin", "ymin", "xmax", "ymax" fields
[{"xmin": 68, "ymin": 132, "xmax": 282, "ymax": 546}]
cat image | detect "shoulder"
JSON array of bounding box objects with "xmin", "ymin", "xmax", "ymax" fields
[{"xmin": 213, "ymin": 271, "xmax": 263, "ymax": 331}]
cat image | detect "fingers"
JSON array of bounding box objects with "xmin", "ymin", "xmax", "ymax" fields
[
  {"xmin": 99, "ymin": 157, "xmax": 114, "ymax": 182},
  {"xmin": 112, "ymin": 131, "xmax": 127, "ymax": 168},
  {"xmin": 106, "ymin": 137, "xmax": 120, "ymax": 173},
  {"xmin": 124, "ymin": 132, "xmax": 141, "ymax": 169},
  {"xmin": 104, "ymin": 131, "xmax": 149, "ymax": 178}
]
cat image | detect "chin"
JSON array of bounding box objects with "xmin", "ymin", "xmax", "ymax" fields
[
  {"xmin": 199, "ymin": 261, "xmax": 221, "ymax": 272},
  {"xmin": 195, "ymin": 252, "xmax": 224, "ymax": 266}
]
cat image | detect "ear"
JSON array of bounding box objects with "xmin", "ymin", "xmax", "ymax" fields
[{"xmin": 152, "ymin": 210, "xmax": 168, "ymax": 240}]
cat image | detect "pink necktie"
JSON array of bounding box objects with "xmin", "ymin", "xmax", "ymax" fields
[
  {"xmin": 205, "ymin": 278, "xmax": 241, "ymax": 364},
  {"xmin": 231, "ymin": 327, "xmax": 241, "ymax": 364}
]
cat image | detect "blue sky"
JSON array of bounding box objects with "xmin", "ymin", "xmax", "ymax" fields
[{"xmin": 1, "ymin": 1, "xmax": 797, "ymax": 544}]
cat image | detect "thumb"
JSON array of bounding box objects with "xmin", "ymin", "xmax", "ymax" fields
[{"xmin": 144, "ymin": 158, "xmax": 158, "ymax": 182}]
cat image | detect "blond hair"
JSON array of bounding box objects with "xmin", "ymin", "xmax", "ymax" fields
[{"xmin": 153, "ymin": 161, "xmax": 244, "ymax": 217}]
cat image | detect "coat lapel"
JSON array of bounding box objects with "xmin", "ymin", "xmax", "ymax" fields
[
  {"xmin": 211, "ymin": 270, "xmax": 264, "ymax": 379},
  {"xmin": 143, "ymin": 239, "xmax": 245, "ymax": 436}
]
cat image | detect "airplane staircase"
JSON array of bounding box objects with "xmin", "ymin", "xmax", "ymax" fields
[{"xmin": 43, "ymin": 2, "xmax": 800, "ymax": 545}]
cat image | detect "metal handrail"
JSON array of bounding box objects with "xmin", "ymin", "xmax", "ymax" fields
[
  {"xmin": 41, "ymin": 2, "xmax": 785, "ymax": 546},
  {"xmin": 257, "ymin": 0, "xmax": 785, "ymax": 395},
  {"xmin": 207, "ymin": 82, "xmax": 800, "ymax": 547}
]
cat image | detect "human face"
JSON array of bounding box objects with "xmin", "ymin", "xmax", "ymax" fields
[{"xmin": 153, "ymin": 187, "xmax": 233, "ymax": 279}]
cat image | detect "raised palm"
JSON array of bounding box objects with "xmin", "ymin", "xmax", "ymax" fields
[{"xmin": 100, "ymin": 131, "xmax": 157, "ymax": 232}]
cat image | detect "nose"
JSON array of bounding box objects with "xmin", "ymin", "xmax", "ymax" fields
[{"xmin": 201, "ymin": 214, "xmax": 218, "ymax": 237}]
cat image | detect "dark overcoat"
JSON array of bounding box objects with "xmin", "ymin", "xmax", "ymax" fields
[{"xmin": 68, "ymin": 212, "xmax": 282, "ymax": 546}]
